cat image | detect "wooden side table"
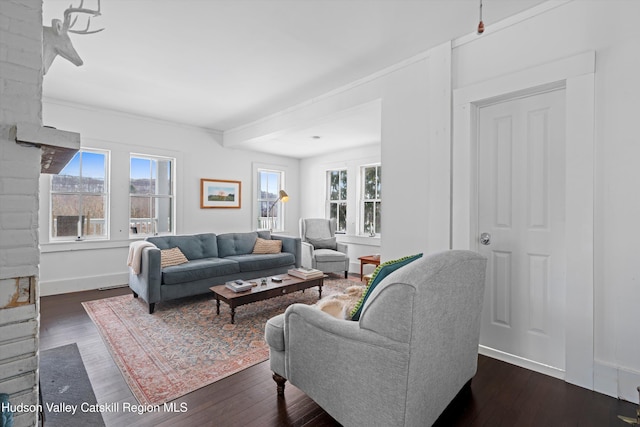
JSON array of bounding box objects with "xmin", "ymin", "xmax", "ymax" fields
[{"xmin": 358, "ymin": 255, "xmax": 381, "ymax": 281}]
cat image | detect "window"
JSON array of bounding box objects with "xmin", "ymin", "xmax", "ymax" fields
[
  {"xmin": 50, "ymin": 149, "xmax": 109, "ymax": 240},
  {"xmin": 257, "ymin": 169, "xmax": 285, "ymax": 231},
  {"xmin": 326, "ymin": 169, "xmax": 347, "ymax": 233},
  {"xmin": 129, "ymin": 155, "xmax": 175, "ymax": 236},
  {"xmin": 362, "ymin": 164, "xmax": 381, "ymax": 235}
]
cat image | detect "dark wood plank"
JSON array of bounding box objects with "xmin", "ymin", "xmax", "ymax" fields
[{"xmin": 40, "ymin": 285, "xmax": 637, "ymax": 427}]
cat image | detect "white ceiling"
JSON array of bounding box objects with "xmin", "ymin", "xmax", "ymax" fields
[{"xmin": 42, "ymin": 0, "xmax": 546, "ymax": 158}]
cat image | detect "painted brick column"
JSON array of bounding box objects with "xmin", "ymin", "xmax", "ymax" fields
[{"xmin": 0, "ymin": 1, "xmax": 43, "ymax": 426}]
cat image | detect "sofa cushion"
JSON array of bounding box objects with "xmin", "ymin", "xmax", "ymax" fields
[
  {"xmin": 350, "ymin": 253, "xmax": 423, "ymax": 321},
  {"xmin": 307, "ymin": 237, "xmax": 337, "ymax": 250},
  {"xmin": 226, "ymin": 253, "xmax": 295, "ymax": 273},
  {"xmin": 217, "ymin": 232, "xmax": 259, "ymax": 257},
  {"xmin": 253, "ymin": 238, "xmax": 282, "ymax": 254},
  {"xmin": 161, "ymin": 257, "xmax": 239, "ymax": 285},
  {"xmin": 160, "ymin": 247, "xmax": 188, "ymax": 268},
  {"xmin": 147, "ymin": 233, "xmax": 218, "ymax": 260}
]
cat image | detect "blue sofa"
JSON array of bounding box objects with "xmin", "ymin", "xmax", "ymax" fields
[{"xmin": 128, "ymin": 231, "xmax": 301, "ymax": 313}]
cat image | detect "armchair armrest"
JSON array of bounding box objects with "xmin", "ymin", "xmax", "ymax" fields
[
  {"xmin": 336, "ymin": 241, "xmax": 348, "ymax": 254},
  {"xmin": 300, "ymin": 241, "xmax": 314, "ymax": 269}
]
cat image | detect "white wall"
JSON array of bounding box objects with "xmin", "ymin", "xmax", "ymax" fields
[
  {"xmin": 299, "ymin": 143, "xmax": 382, "ymax": 274},
  {"xmin": 39, "ymin": 100, "xmax": 300, "ymax": 295},
  {"xmin": 451, "ymin": 0, "xmax": 640, "ymax": 403},
  {"xmin": 226, "ymin": 43, "xmax": 453, "ymax": 263}
]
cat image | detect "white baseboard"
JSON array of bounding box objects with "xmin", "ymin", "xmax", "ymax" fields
[
  {"xmin": 595, "ymin": 360, "xmax": 640, "ymax": 404},
  {"xmin": 479, "ymin": 345, "xmax": 565, "ymax": 380},
  {"xmin": 40, "ymin": 272, "xmax": 129, "ymax": 296}
]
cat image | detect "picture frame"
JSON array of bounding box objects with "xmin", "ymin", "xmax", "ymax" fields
[{"xmin": 200, "ymin": 179, "xmax": 241, "ymax": 209}]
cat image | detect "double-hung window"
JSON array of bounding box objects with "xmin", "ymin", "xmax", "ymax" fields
[
  {"xmin": 326, "ymin": 169, "xmax": 347, "ymax": 233},
  {"xmin": 50, "ymin": 149, "xmax": 109, "ymax": 240},
  {"xmin": 129, "ymin": 155, "xmax": 175, "ymax": 236},
  {"xmin": 362, "ymin": 164, "xmax": 381, "ymax": 235},
  {"xmin": 257, "ymin": 169, "xmax": 285, "ymax": 231}
]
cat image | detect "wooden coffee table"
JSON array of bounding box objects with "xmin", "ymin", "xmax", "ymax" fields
[{"xmin": 210, "ymin": 274, "xmax": 326, "ymax": 324}]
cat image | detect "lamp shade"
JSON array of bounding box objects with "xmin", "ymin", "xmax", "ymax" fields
[{"xmin": 279, "ymin": 190, "xmax": 289, "ymax": 202}]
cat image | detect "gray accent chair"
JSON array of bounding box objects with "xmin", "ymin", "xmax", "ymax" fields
[
  {"xmin": 299, "ymin": 218, "xmax": 349, "ymax": 278},
  {"xmin": 264, "ymin": 250, "xmax": 487, "ymax": 427}
]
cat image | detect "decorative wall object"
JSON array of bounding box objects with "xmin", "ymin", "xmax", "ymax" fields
[
  {"xmin": 200, "ymin": 179, "xmax": 241, "ymax": 209},
  {"xmin": 42, "ymin": 0, "xmax": 104, "ymax": 74}
]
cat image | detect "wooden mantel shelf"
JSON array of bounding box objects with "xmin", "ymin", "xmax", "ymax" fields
[{"xmin": 15, "ymin": 123, "xmax": 80, "ymax": 174}]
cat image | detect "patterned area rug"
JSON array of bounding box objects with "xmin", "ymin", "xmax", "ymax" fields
[{"xmin": 82, "ymin": 277, "xmax": 357, "ymax": 406}]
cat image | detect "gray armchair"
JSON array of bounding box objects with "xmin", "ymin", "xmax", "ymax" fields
[
  {"xmin": 299, "ymin": 218, "xmax": 349, "ymax": 278},
  {"xmin": 264, "ymin": 250, "xmax": 487, "ymax": 427}
]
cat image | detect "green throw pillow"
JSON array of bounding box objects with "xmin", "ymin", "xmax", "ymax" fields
[{"xmin": 350, "ymin": 253, "xmax": 423, "ymax": 321}]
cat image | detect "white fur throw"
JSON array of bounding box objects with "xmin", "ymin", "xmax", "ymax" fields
[{"xmin": 315, "ymin": 285, "xmax": 365, "ymax": 320}]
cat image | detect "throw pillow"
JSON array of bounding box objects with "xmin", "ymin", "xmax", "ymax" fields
[
  {"xmin": 160, "ymin": 247, "xmax": 189, "ymax": 268},
  {"xmin": 349, "ymin": 253, "xmax": 423, "ymax": 321},
  {"xmin": 307, "ymin": 237, "xmax": 337, "ymax": 250},
  {"xmin": 252, "ymin": 237, "xmax": 282, "ymax": 254}
]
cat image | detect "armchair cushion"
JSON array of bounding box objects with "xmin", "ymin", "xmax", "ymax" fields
[
  {"xmin": 306, "ymin": 236, "xmax": 337, "ymax": 250},
  {"xmin": 313, "ymin": 248, "xmax": 347, "ymax": 262},
  {"xmin": 350, "ymin": 253, "xmax": 423, "ymax": 321}
]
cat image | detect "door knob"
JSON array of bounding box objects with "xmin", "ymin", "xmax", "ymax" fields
[{"xmin": 480, "ymin": 232, "xmax": 491, "ymax": 245}]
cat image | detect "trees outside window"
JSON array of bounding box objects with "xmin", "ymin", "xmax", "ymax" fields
[
  {"xmin": 362, "ymin": 165, "xmax": 381, "ymax": 236},
  {"xmin": 327, "ymin": 169, "xmax": 347, "ymax": 233},
  {"xmin": 129, "ymin": 155, "xmax": 174, "ymax": 236},
  {"xmin": 51, "ymin": 149, "xmax": 109, "ymax": 240}
]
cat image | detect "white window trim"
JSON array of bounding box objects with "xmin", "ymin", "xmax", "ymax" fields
[{"xmin": 253, "ymin": 164, "xmax": 287, "ymax": 232}]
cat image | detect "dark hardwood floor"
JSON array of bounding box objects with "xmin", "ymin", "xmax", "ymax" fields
[{"xmin": 40, "ymin": 285, "xmax": 637, "ymax": 427}]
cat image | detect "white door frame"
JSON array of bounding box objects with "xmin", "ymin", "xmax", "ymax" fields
[{"xmin": 451, "ymin": 51, "xmax": 595, "ymax": 390}]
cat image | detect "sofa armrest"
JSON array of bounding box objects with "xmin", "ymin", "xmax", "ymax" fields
[
  {"xmin": 271, "ymin": 234, "xmax": 301, "ymax": 268},
  {"xmin": 128, "ymin": 246, "xmax": 162, "ymax": 304}
]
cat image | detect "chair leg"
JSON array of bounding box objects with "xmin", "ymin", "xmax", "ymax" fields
[
  {"xmin": 273, "ymin": 372, "xmax": 287, "ymax": 397},
  {"xmin": 132, "ymin": 290, "xmax": 138, "ymax": 298},
  {"xmin": 149, "ymin": 303, "xmax": 155, "ymax": 314},
  {"xmin": 345, "ymin": 271, "xmax": 348, "ymax": 279}
]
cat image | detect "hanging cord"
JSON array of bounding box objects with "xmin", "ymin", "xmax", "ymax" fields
[{"xmin": 477, "ymin": 0, "xmax": 485, "ymax": 34}]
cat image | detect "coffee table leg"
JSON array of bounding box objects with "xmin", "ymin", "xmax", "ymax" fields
[
  {"xmin": 318, "ymin": 283, "xmax": 323, "ymax": 299},
  {"xmin": 216, "ymin": 296, "xmax": 220, "ymax": 315},
  {"xmin": 230, "ymin": 307, "xmax": 236, "ymax": 324}
]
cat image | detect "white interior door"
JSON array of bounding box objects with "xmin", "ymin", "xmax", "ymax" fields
[{"xmin": 477, "ymin": 89, "xmax": 566, "ymax": 370}]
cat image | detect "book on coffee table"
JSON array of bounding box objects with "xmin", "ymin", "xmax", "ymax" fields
[
  {"xmin": 225, "ymin": 281, "xmax": 252, "ymax": 293},
  {"xmin": 288, "ymin": 268, "xmax": 324, "ymax": 280}
]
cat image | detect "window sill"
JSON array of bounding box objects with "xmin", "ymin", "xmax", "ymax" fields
[
  {"xmin": 41, "ymin": 239, "xmax": 131, "ymax": 253},
  {"xmin": 336, "ymin": 234, "xmax": 381, "ymax": 246}
]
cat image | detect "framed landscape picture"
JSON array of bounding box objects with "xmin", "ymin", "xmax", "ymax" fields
[{"xmin": 200, "ymin": 179, "xmax": 241, "ymax": 209}]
